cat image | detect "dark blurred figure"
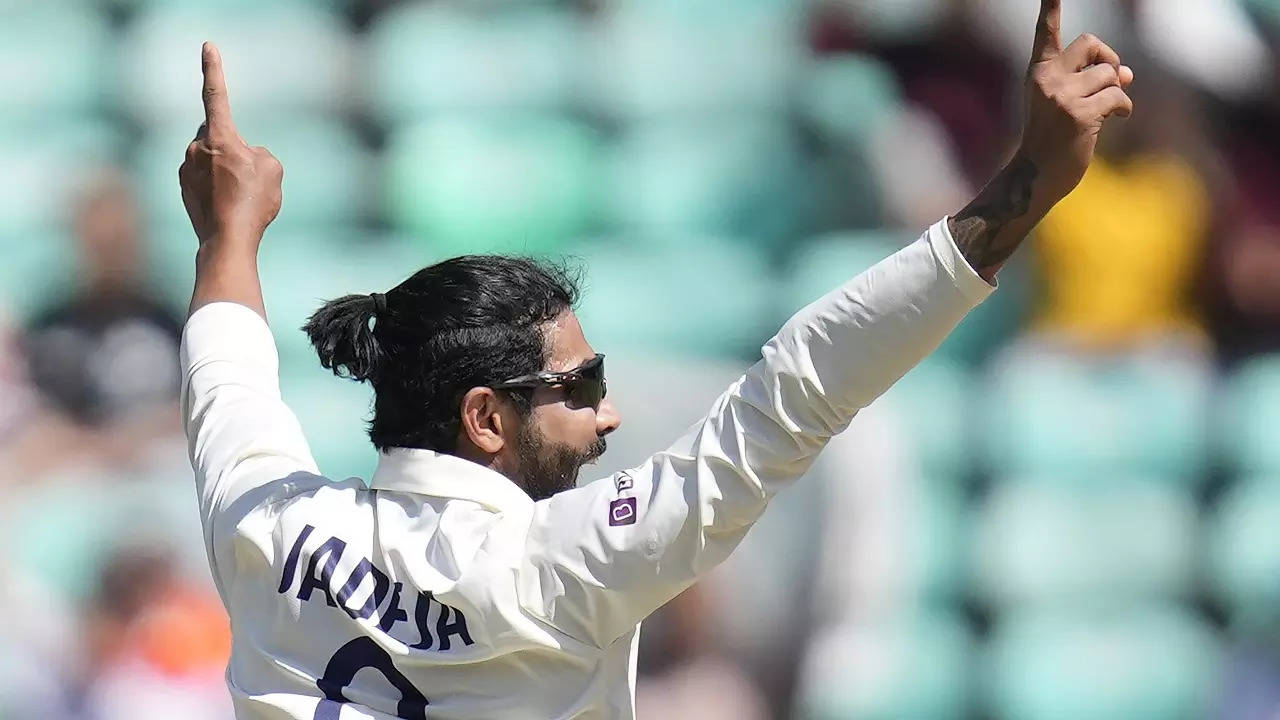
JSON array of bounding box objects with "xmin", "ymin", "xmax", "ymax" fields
[
  {"xmin": 22, "ymin": 170, "xmax": 181, "ymax": 430},
  {"xmin": 1204, "ymin": 95, "xmax": 1280, "ymax": 366}
]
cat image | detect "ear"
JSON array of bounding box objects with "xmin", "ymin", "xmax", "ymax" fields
[{"xmin": 459, "ymin": 387, "xmax": 510, "ymax": 455}]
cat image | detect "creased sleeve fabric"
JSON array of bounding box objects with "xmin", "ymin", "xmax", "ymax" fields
[
  {"xmin": 180, "ymin": 302, "xmax": 319, "ymax": 570},
  {"xmin": 518, "ymin": 218, "xmax": 995, "ymax": 647}
]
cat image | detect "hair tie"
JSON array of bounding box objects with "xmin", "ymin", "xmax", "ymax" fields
[{"xmin": 370, "ymin": 292, "xmax": 388, "ymax": 315}]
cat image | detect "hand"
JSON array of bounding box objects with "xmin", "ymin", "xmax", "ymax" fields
[
  {"xmin": 179, "ymin": 42, "xmax": 283, "ymax": 247},
  {"xmin": 948, "ymin": 0, "xmax": 1133, "ymax": 282},
  {"xmin": 1019, "ymin": 0, "xmax": 1134, "ymax": 207}
]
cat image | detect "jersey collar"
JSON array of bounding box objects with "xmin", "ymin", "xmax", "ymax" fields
[{"xmin": 369, "ymin": 447, "xmax": 534, "ymax": 513}]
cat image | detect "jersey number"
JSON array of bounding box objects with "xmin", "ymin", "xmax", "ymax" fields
[{"xmin": 312, "ymin": 637, "xmax": 428, "ymax": 720}]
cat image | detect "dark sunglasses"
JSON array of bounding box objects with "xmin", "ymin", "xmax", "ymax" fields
[{"xmin": 492, "ymin": 354, "xmax": 607, "ymax": 409}]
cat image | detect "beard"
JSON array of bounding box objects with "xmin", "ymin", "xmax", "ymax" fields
[{"xmin": 512, "ymin": 422, "xmax": 607, "ymax": 502}]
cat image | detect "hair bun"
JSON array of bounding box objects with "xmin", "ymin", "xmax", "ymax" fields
[{"xmin": 303, "ymin": 293, "xmax": 383, "ymax": 382}]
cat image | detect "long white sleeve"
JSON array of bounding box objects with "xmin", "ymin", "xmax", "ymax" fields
[
  {"xmin": 180, "ymin": 302, "xmax": 319, "ymax": 580},
  {"xmin": 518, "ymin": 218, "xmax": 995, "ymax": 647}
]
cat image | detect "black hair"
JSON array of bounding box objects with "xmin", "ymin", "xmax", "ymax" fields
[{"xmin": 303, "ymin": 255, "xmax": 579, "ymax": 452}]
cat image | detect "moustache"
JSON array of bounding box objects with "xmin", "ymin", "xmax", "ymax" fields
[{"xmin": 584, "ymin": 437, "xmax": 607, "ymax": 463}]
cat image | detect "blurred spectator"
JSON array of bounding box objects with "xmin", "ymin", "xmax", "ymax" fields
[
  {"xmin": 79, "ymin": 547, "xmax": 232, "ymax": 720},
  {"xmin": 1204, "ymin": 97, "xmax": 1280, "ymax": 365},
  {"xmin": 1028, "ymin": 74, "xmax": 1216, "ymax": 355},
  {"xmin": 2, "ymin": 170, "xmax": 184, "ymax": 483},
  {"xmin": 23, "ymin": 170, "xmax": 182, "ymax": 428}
]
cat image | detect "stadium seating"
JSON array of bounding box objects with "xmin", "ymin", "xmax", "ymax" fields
[
  {"xmin": 971, "ymin": 480, "xmax": 1197, "ymax": 607},
  {"xmin": 571, "ymin": 235, "xmax": 775, "ymax": 358},
  {"xmin": 605, "ymin": 118, "xmax": 804, "ymax": 246},
  {"xmin": 118, "ymin": 2, "xmax": 353, "ymax": 125},
  {"xmin": 0, "ymin": 229, "xmax": 77, "ymax": 322},
  {"xmin": 798, "ymin": 54, "xmax": 903, "ymax": 149},
  {"xmin": 829, "ymin": 0, "xmax": 951, "ymax": 41},
  {"xmin": 980, "ymin": 350, "xmax": 1211, "ymax": 480},
  {"xmin": 133, "ymin": 118, "xmax": 371, "ymax": 238},
  {"xmin": 797, "ymin": 610, "xmax": 974, "ymax": 720},
  {"xmin": 1204, "ymin": 476, "xmax": 1280, "ymax": 620},
  {"xmin": 0, "ymin": 2, "xmax": 1269, "ymax": 716},
  {"xmin": 384, "ymin": 116, "xmax": 600, "ymax": 256},
  {"xmin": 367, "ymin": 2, "xmax": 582, "ymax": 119},
  {"xmin": 109, "ymin": 0, "xmax": 349, "ymax": 9},
  {"xmin": 984, "ymin": 605, "xmax": 1221, "ymax": 720},
  {"xmin": 878, "ymin": 359, "xmax": 975, "ymax": 481},
  {"xmin": 874, "ymin": 475, "xmax": 970, "ymax": 604},
  {"xmin": 256, "ymin": 230, "xmax": 432, "ymax": 364},
  {"xmin": 784, "ymin": 228, "xmax": 903, "ymax": 291},
  {"xmin": 0, "ymin": 120, "xmax": 126, "ymax": 240},
  {"xmin": 0, "ymin": 6, "xmax": 113, "ymax": 120},
  {"xmin": 585, "ymin": 1, "xmax": 803, "ymax": 119},
  {"xmin": 0, "ymin": 120, "xmax": 126, "ymax": 320},
  {"xmin": 1219, "ymin": 354, "xmax": 1280, "ymax": 475},
  {"xmin": 2, "ymin": 469, "xmax": 211, "ymax": 602},
  {"xmin": 278, "ymin": 364, "xmax": 378, "ymax": 485},
  {"xmin": 1247, "ymin": 0, "xmax": 1280, "ymax": 30}
]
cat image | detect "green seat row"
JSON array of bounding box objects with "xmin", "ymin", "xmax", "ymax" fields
[
  {"xmin": 119, "ymin": 3, "xmax": 353, "ymax": 125},
  {"xmin": 796, "ymin": 605, "xmax": 1220, "ymax": 720},
  {"xmin": 981, "ymin": 351, "xmax": 1212, "ymax": 480}
]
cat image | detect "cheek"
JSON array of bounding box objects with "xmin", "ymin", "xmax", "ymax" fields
[{"xmin": 529, "ymin": 403, "xmax": 598, "ymax": 446}]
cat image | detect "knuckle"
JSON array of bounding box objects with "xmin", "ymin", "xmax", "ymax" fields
[{"xmin": 1079, "ymin": 32, "xmax": 1099, "ymax": 46}]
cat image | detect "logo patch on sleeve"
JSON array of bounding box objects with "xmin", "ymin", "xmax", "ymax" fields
[{"xmin": 608, "ymin": 497, "xmax": 637, "ymax": 526}]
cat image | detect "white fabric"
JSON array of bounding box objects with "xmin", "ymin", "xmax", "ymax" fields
[{"xmin": 180, "ymin": 218, "xmax": 993, "ymax": 720}]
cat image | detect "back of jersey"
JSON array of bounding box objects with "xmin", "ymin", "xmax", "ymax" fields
[
  {"xmin": 220, "ymin": 477, "xmax": 612, "ymax": 720},
  {"xmin": 181, "ymin": 303, "xmax": 616, "ymax": 719}
]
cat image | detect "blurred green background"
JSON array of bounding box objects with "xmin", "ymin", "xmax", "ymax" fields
[{"xmin": 2, "ymin": 0, "xmax": 1280, "ymax": 718}]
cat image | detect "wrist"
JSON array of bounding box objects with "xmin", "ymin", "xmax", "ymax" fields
[
  {"xmin": 1012, "ymin": 147, "xmax": 1076, "ymax": 218},
  {"xmin": 195, "ymin": 237, "xmax": 259, "ymax": 268},
  {"xmin": 198, "ymin": 224, "xmax": 264, "ymax": 251},
  {"xmin": 948, "ymin": 152, "xmax": 1047, "ymax": 279}
]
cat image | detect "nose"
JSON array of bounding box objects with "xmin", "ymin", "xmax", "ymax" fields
[{"xmin": 596, "ymin": 397, "xmax": 622, "ymax": 436}]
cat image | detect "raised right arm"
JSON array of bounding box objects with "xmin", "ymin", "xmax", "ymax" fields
[
  {"xmin": 180, "ymin": 42, "xmax": 282, "ymax": 321},
  {"xmin": 178, "ymin": 44, "xmax": 317, "ymax": 564},
  {"xmin": 517, "ymin": 0, "xmax": 1136, "ymax": 648}
]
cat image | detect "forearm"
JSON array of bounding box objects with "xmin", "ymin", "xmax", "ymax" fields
[
  {"xmin": 947, "ymin": 152, "xmax": 1055, "ymax": 283},
  {"xmin": 759, "ymin": 220, "xmax": 994, "ymax": 448},
  {"xmin": 189, "ymin": 239, "xmax": 266, "ymax": 320}
]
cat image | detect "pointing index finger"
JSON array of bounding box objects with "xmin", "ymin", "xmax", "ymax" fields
[
  {"xmin": 201, "ymin": 42, "xmax": 236, "ymax": 139},
  {"xmin": 1032, "ymin": 0, "xmax": 1063, "ymax": 62}
]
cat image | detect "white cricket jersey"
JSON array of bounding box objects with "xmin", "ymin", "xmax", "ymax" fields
[{"xmin": 180, "ymin": 218, "xmax": 993, "ymax": 720}]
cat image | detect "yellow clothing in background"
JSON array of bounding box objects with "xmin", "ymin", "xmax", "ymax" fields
[{"xmin": 1033, "ymin": 154, "xmax": 1209, "ymax": 348}]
